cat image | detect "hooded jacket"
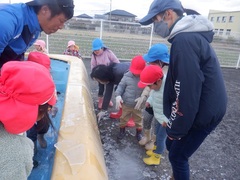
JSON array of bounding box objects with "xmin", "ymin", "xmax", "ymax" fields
[{"xmin": 163, "ymin": 15, "xmax": 227, "ymax": 139}]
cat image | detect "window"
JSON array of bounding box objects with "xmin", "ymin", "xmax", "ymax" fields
[
  {"xmin": 217, "ymin": 17, "xmax": 220, "ymax": 22},
  {"xmin": 214, "ymin": 29, "xmax": 218, "ymax": 34},
  {"xmin": 229, "ymin": 16, "xmax": 234, "ymax": 22},
  {"xmin": 226, "ymin": 29, "xmax": 231, "ymax": 35},
  {"xmin": 210, "ymin": 17, "xmax": 214, "ymax": 22},
  {"xmin": 219, "ymin": 29, "xmax": 224, "ymax": 35},
  {"xmin": 222, "ymin": 16, "xmax": 226, "ymax": 23}
]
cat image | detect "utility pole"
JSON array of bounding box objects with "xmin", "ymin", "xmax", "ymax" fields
[{"xmin": 109, "ymin": 0, "xmax": 112, "ymax": 21}]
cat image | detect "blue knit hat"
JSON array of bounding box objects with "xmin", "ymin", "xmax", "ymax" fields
[
  {"xmin": 139, "ymin": 0, "xmax": 184, "ymax": 25},
  {"xmin": 143, "ymin": 43, "xmax": 169, "ymax": 64},
  {"xmin": 92, "ymin": 38, "xmax": 106, "ymax": 51}
]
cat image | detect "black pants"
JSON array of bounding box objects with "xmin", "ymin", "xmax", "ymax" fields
[
  {"xmin": 27, "ymin": 113, "xmax": 50, "ymax": 142},
  {"xmin": 98, "ymin": 82, "xmax": 105, "ymax": 97}
]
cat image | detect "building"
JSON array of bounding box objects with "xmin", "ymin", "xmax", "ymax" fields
[
  {"xmin": 75, "ymin": 14, "xmax": 93, "ymax": 19},
  {"xmin": 208, "ymin": 10, "xmax": 240, "ymax": 38},
  {"xmin": 104, "ymin": 9, "xmax": 137, "ymax": 22}
]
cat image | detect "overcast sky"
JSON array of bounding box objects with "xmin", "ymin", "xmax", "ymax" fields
[{"xmin": 1, "ymin": 0, "xmax": 240, "ymax": 19}]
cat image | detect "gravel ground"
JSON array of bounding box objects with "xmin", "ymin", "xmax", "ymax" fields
[{"xmin": 83, "ymin": 58, "xmax": 240, "ymax": 180}]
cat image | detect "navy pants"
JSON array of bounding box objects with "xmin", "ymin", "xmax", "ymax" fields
[
  {"xmin": 27, "ymin": 115, "xmax": 50, "ymax": 142},
  {"xmin": 166, "ymin": 124, "xmax": 218, "ymax": 180}
]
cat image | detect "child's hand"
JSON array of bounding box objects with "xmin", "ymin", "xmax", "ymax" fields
[
  {"xmin": 115, "ymin": 96, "xmax": 123, "ymax": 110},
  {"xmin": 162, "ymin": 122, "xmax": 167, "ymax": 127},
  {"xmin": 134, "ymin": 96, "xmax": 147, "ymax": 110},
  {"xmin": 145, "ymin": 102, "xmax": 150, "ymax": 108}
]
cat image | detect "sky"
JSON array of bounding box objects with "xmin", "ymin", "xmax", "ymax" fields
[{"xmin": 1, "ymin": 0, "xmax": 240, "ymax": 19}]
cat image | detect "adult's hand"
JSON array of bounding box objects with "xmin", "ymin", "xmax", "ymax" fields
[{"xmin": 97, "ymin": 110, "xmax": 108, "ymax": 122}]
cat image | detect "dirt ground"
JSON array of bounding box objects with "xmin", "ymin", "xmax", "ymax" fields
[{"xmin": 83, "ymin": 58, "xmax": 240, "ymax": 180}]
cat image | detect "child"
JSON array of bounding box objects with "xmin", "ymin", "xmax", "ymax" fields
[
  {"xmin": 0, "ymin": 61, "xmax": 56, "ymax": 179},
  {"xmin": 26, "ymin": 52, "xmax": 58, "ymax": 167},
  {"xmin": 64, "ymin": 40, "xmax": 82, "ymax": 59},
  {"xmin": 115, "ymin": 55, "xmax": 146, "ymax": 141},
  {"xmin": 91, "ymin": 38, "xmax": 120, "ymax": 109},
  {"xmin": 33, "ymin": 39, "xmax": 47, "ymax": 54},
  {"xmin": 136, "ymin": 43, "xmax": 170, "ymax": 151},
  {"xmin": 138, "ymin": 65, "xmax": 169, "ymax": 165}
]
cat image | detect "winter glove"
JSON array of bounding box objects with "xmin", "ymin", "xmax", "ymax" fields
[
  {"xmin": 115, "ymin": 96, "xmax": 123, "ymax": 110},
  {"xmin": 97, "ymin": 110, "xmax": 108, "ymax": 122},
  {"xmin": 134, "ymin": 96, "xmax": 147, "ymax": 110}
]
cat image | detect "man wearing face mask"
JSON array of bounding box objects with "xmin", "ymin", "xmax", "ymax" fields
[{"xmin": 140, "ymin": 0, "xmax": 227, "ymax": 179}]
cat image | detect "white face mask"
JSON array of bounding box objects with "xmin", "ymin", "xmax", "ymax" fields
[{"xmin": 153, "ymin": 14, "xmax": 170, "ymax": 38}]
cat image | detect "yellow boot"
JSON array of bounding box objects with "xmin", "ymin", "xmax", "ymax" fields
[
  {"xmin": 143, "ymin": 153, "xmax": 161, "ymax": 165},
  {"xmin": 146, "ymin": 145, "xmax": 157, "ymax": 156}
]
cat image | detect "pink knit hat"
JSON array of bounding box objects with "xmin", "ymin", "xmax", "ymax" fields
[
  {"xmin": 67, "ymin": 40, "xmax": 76, "ymax": 47},
  {"xmin": 0, "ymin": 61, "xmax": 56, "ymax": 134},
  {"xmin": 34, "ymin": 39, "xmax": 46, "ymax": 50}
]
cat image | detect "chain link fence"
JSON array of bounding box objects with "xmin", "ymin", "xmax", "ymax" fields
[{"xmin": 29, "ymin": 18, "xmax": 240, "ymax": 68}]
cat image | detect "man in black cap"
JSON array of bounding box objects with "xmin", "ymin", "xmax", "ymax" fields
[
  {"xmin": 140, "ymin": 0, "xmax": 227, "ymax": 179},
  {"xmin": 0, "ymin": 0, "xmax": 74, "ymax": 67}
]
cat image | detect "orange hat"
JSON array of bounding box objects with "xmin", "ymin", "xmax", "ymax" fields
[
  {"xmin": 0, "ymin": 61, "xmax": 56, "ymax": 134},
  {"xmin": 27, "ymin": 51, "xmax": 51, "ymax": 70},
  {"xmin": 138, "ymin": 65, "xmax": 163, "ymax": 88},
  {"xmin": 129, "ymin": 55, "xmax": 146, "ymax": 75}
]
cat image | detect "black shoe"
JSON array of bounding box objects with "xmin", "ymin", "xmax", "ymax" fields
[
  {"xmin": 136, "ymin": 129, "xmax": 143, "ymax": 141},
  {"xmin": 117, "ymin": 127, "xmax": 126, "ymax": 139},
  {"xmin": 33, "ymin": 159, "xmax": 38, "ymax": 168}
]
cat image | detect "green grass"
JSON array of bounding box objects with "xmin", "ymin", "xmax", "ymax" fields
[{"xmin": 29, "ymin": 29, "xmax": 240, "ymax": 67}]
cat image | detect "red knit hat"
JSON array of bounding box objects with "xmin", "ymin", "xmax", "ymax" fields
[
  {"xmin": 129, "ymin": 55, "xmax": 146, "ymax": 75},
  {"xmin": 27, "ymin": 51, "xmax": 51, "ymax": 70},
  {"xmin": 138, "ymin": 65, "xmax": 163, "ymax": 88},
  {"xmin": 0, "ymin": 61, "xmax": 56, "ymax": 134}
]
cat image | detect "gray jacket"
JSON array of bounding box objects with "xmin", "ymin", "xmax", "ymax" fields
[
  {"xmin": 0, "ymin": 124, "xmax": 33, "ymax": 180},
  {"xmin": 115, "ymin": 71, "xmax": 143, "ymax": 107}
]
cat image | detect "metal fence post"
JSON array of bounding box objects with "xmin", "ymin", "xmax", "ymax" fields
[
  {"xmin": 236, "ymin": 53, "xmax": 240, "ymax": 69},
  {"xmin": 149, "ymin": 24, "xmax": 154, "ymax": 49},
  {"xmin": 100, "ymin": 19, "xmax": 103, "ymax": 39},
  {"xmin": 46, "ymin": 35, "xmax": 49, "ymax": 54}
]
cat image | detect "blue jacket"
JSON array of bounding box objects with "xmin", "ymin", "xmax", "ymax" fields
[
  {"xmin": 164, "ymin": 15, "xmax": 227, "ymax": 139},
  {"xmin": 0, "ymin": 3, "xmax": 41, "ymax": 67}
]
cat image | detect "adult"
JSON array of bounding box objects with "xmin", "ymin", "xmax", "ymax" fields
[
  {"xmin": 139, "ymin": 0, "xmax": 227, "ymax": 179},
  {"xmin": 0, "ymin": 0, "xmax": 74, "ymax": 68},
  {"xmin": 91, "ymin": 38, "xmax": 120, "ymax": 109},
  {"xmin": 90, "ymin": 62, "xmax": 130, "ymax": 121},
  {"xmin": 0, "ymin": 61, "xmax": 56, "ymax": 179}
]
